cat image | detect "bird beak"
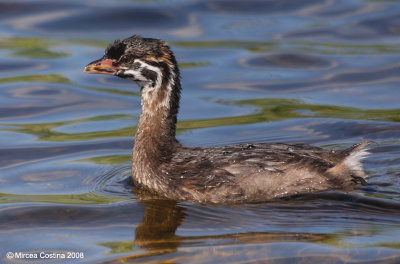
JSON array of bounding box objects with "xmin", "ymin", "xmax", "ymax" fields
[{"xmin": 83, "ymin": 59, "xmax": 124, "ymax": 75}]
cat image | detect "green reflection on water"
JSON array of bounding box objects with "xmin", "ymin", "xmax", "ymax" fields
[
  {"xmin": 78, "ymin": 155, "xmax": 131, "ymax": 164},
  {"xmin": 238, "ymin": 98, "xmax": 400, "ymax": 122},
  {"xmin": 2, "ymin": 114, "xmax": 133, "ymax": 141},
  {"xmin": 1, "ymin": 98, "xmax": 399, "ymax": 142},
  {"xmin": 0, "ymin": 192, "xmax": 129, "ymax": 204},
  {"xmin": 179, "ymin": 62, "xmax": 211, "ymax": 68},
  {"xmin": 71, "ymin": 38, "xmax": 400, "ymax": 58},
  {"xmin": 296, "ymin": 42, "xmax": 400, "ymax": 55},
  {"xmin": 69, "ymin": 37, "xmax": 400, "ymax": 56},
  {"xmin": 376, "ymin": 243, "xmax": 400, "ymax": 249},
  {"xmin": 364, "ymin": 193, "xmax": 400, "ymax": 200},
  {"xmin": 173, "ymin": 40, "xmax": 400, "ymax": 54},
  {"xmin": 100, "ymin": 241, "xmax": 136, "ymax": 254},
  {"xmin": 99, "ymin": 232, "xmax": 400, "ymax": 260},
  {"xmin": 173, "ymin": 40, "xmax": 278, "ymax": 52},
  {"xmin": 178, "ymin": 98, "xmax": 400, "ymax": 131},
  {"xmin": 0, "ymin": 37, "xmax": 68, "ymax": 58},
  {"xmin": 0, "ymin": 74, "xmax": 71, "ymax": 84}
]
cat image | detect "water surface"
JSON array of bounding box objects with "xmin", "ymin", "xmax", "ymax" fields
[{"xmin": 1, "ymin": 0, "xmax": 400, "ymax": 263}]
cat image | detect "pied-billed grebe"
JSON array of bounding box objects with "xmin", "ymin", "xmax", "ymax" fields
[{"xmin": 84, "ymin": 35, "xmax": 369, "ymax": 204}]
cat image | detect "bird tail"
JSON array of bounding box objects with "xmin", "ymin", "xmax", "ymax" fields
[{"xmin": 327, "ymin": 141, "xmax": 370, "ymax": 185}]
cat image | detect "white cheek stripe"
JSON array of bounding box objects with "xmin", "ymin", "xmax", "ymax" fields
[
  {"xmin": 123, "ymin": 69, "xmax": 147, "ymax": 82},
  {"xmin": 124, "ymin": 60, "xmax": 163, "ymax": 87},
  {"xmin": 126, "ymin": 60, "xmax": 175, "ymax": 112},
  {"xmin": 141, "ymin": 62, "xmax": 163, "ymax": 88}
]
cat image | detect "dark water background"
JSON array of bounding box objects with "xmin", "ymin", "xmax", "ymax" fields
[{"xmin": 1, "ymin": 0, "xmax": 400, "ymax": 263}]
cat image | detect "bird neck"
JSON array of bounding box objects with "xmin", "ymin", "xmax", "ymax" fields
[{"xmin": 132, "ymin": 70, "xmax": 181, "ymax": 181}]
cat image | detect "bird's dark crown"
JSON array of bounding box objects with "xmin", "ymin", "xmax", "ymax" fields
[{"xmin": 104, "ymin": 35, "xmax": 169, "ymax": 62}]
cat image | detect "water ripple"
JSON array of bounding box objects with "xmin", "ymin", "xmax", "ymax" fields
[{"xmin": 1, "ymin": 0, "xmax": 400, "ymax": 263}]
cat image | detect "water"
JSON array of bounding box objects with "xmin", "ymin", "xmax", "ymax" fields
[{"xmin": 1, "ymin": 0, "xmax": 400, "ymax": 263}]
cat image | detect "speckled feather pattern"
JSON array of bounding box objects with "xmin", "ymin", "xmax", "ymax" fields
[
  {"xmin": 137, "ymin": 142, "xmax": 369, "ymax": 204},
  {"xmin": 86, "ymin": 35, "xmax": 370, "ymax": 204}
]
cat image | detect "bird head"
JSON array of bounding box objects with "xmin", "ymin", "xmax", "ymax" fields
[{"xmin": 84, "ymin": 35, "xmax": 179, "ymax": 89}]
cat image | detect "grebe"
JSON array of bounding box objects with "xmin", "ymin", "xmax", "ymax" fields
[{"xmin": 84, "ymin": 35, "xmax": 369, "ymax": 204}]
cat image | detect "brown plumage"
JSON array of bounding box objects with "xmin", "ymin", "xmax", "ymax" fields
[{"xmin": 84, "ymin": 35, "xmax": 369, "ymax": 204}]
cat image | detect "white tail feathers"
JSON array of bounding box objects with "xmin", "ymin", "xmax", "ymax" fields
[
  {"xmin": 342, "ymin": 142, "xmax": 370, "ymax": 178},
  {"xmin": 327, "ymin": 141, "xmax": 370, "ymax": 182}
]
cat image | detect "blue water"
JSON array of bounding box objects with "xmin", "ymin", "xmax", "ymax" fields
[{"xmin": 1, "ymin": 0, "xmax": 400, "ymax": 263}]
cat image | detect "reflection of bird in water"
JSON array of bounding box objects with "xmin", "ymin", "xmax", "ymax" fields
[
  {"xmin": 134, "ymin": 199, "xmax": 184, "ymax": 251},
  {"xmin": 84, "ymin": 35, "xmax": 369, "ymax": 204},
  {"xmin": 131, "ymin": 199, "xmax": 333, "ymax": 259}
]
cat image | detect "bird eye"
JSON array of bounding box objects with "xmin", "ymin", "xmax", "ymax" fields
[{"xmin": 119, "ymin": 55, "xmax": 128, "ymax": 62}]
